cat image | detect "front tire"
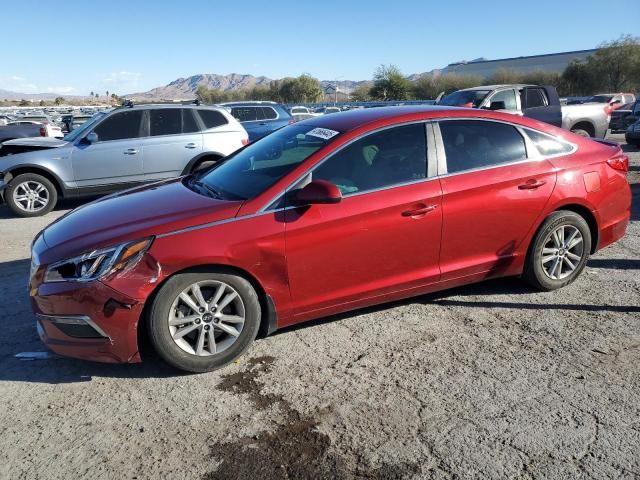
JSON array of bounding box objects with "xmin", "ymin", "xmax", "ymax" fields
[
  {"xmin": 147, "ymin": 270, "xmax": 261, "ymax": 373},
  {"xmin": 5, "ymin": 173, "xmax": 57, "ymax": 217},
  {"xmin": 523, "ymin": 211, "xmax": 592, "ymax": 291}
]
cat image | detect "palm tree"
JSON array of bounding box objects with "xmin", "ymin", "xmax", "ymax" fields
[
  {"xmin": 90, "ymin": 91, "xmax": 94, "ymax": 97},
  {"xmin": 106, "ymin": 90, "xmax": 109, "ymax": 98}
]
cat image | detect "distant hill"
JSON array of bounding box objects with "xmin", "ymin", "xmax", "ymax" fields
[
  {"xmin": 124, "ymin": 73, "xmax": 374, "ymax": 101},
  {"xmin": 0, "ymin": 89, "xmax": 70, "ymax": 101}
]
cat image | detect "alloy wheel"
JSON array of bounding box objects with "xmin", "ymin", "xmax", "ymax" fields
[
  {"xmin": 12, "ymin": 181, "xmax": 49, "ymax": 213},
  {"xmin": 167, "ymin": 280, "xmax": 246, "ymax": 356},
  {"xmin": 540, "ymin": 225, "xmax": 584, "ymax": 280}
]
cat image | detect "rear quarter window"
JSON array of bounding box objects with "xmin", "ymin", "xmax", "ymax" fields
[
  {"xmin": 525, "ymin": 129, "xmax": 573, "ymax": 156},
  {"xmin": 197, "ymin": 109, "xmax": 229, "ymax": 129}
]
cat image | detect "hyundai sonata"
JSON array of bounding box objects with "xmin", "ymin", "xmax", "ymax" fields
[{"xmin": 29, "ymin": 107, "xmax": 631, "ymax": 372}]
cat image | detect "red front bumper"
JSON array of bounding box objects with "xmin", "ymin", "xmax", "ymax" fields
[{"xmin": 31, "ymin": 279, "xmax": 144, "ymax": 364}]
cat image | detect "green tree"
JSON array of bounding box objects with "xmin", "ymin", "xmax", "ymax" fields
[
  {"xmin": 19, "ymin": 99, "xmax": 29, "ymax": 106},
  {"xmin": 350, "ymin": 84, "xmax": 372, "ymax": 102},
  {"xmin": 588, "ymin": 35, "xmax": 640, "ymax": 92},
  {"xmin": 370, "ymin": 64, "xmax": 412, "ymax": 101},
  {"xmin": 54, "ymin": 96, "xmax": 65, "ymax": 105},
  {"xmin": 39, "ymin": 100, "xmax": 45, "ymax": 106},
  {"xmin": 562, "ymin": 60, "xmax": 598, "ymax": 96}
]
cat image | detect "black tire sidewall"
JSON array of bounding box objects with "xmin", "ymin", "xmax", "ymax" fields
[
  {"xmin": 6, "ymin": 173, "xmax": 57, "ymax": 217},
  {"xmin": 147, "ymin": 271, "xmax": 261, "ymax": 373},
  {"xmin": 525, "ymin": 211, "xmax": 592, "ymax": 291}
]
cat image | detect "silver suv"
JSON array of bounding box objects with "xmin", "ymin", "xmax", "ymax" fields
[{"xmin": 0, "ymin": 103, "xmax": 248, "ymax": 217}]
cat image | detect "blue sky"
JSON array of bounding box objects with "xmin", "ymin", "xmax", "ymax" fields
[{"xmin": 2, "ymin": 0, "xmax": 638, "ymax": 96}]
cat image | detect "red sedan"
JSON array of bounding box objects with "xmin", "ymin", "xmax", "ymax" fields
[{"xmin": 29, "ymin": 107, "xmax": 631, "ymax": 372}]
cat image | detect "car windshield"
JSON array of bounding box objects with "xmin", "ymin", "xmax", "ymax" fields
[
  {"xmin": 585, "ymin": 95, "xmax": 613, "ymax": 103},
  {"xmin": 191, "ymin": 124, "xmax": 338, "ymax": 200},
  {"xmin": 440, "ymin": 90, "xmax": 491, "ymax": 107},
  {"xmin": 63, "ymin": 112, "xmax": 106, "ymax": 142}
]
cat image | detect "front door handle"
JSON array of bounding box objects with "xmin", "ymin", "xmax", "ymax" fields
[
  {"xmin": 185, "ymin": 143, "xmax": 197, "ymax": 149},
  {"xmin": 124, "ymin": 148, "xmax": 138, "ymax": 155},
  {"xmin": 518, "ymin": 179, "xmax": 547, "ymax": 190},
  {"xmin": 401, "ymin": 205, "xmax": 437, "ymax": 217}
]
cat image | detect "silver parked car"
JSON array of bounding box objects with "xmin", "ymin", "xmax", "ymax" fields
[{"xmin": 0, "ymin": 103, "xmax": 248, "ymax": 217}]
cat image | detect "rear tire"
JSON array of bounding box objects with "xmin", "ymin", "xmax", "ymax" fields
[
  {"xmin": 523, "ymin": 210, "xmax": 591, "ymax": 291},
  {"xmin": 5, "ymin": 173, "xmax": 57, "ymax": 217},
  {"xmin": 570, "ymin": 128, "xmax": 590, "ymax": 138},
  {"xmin": 147, "ymin": 270, "xmax": 261, "ymax": 373}
]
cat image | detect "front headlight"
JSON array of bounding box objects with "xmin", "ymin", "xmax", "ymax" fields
[{"xmin": 44, "ymin": 237, "xmax": 153, "ymax": 283}]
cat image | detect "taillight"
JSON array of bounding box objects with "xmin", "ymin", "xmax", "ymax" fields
[
  {"xmin": 607, "ymin": 153, "xmax": 629, "ymax": 172},
  {"xmin": 241, "ymin": 138, "xmax": 249, "ymax": 146},
  {"xmin": 604, "ymin": 104, "xmax": 613, "ymax": 116},
  {"xmin": 288, "ymin": 118, "xmax": 296, "ymax": 124},
  {"xmin": 39, "ymin": 127, "xmax": 47, "ymax": 137}
]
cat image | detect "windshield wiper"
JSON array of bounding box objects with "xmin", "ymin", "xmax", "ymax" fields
[{"xmin": 192, "ymin": 180, "xmax": 223, "ymax": 199}]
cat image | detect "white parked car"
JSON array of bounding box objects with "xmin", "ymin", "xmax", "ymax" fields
[
  {"xmin": 7, "ymin": 120, "xmax": 63, "ymax": 138},
  {"xmin": 289, "ymin": 106, "xmax": 311, "ymax": 115}
]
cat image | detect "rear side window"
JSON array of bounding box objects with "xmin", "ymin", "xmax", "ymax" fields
[
  {"xmin": 150, "ymin": 109, "xmax": 182, "ymax": 136},
  {"xmin": 230, "ymin": 107, "xmax": 257, "ymax": 122},
  {"xmin": 182, "ymin": 109, "xmax": 200, "ymax": 133},
  {"xmin": 93, "ymin": 110, "xmax": 144, "ymax": 141},
  {"xmin": 489, "ymin": 89, "xmax": 517, "ymax": 110},
  {"xmin": 261, "ymin": 107, "xmax": 278, "ymax": 119},
  {"xmin": 198, "ymin": 109, "xmax": 229, "ymax": 129},
  {"xmin": 522, "ymin": 88, "xmax": 547, "ymax": 109},
  {"xmin": 440, "ymin": 120, "xmax": 527, "ymax": 174},
  {"xmin": 526, "ymin": 129, "xmax": 573, "ymax": 156}
]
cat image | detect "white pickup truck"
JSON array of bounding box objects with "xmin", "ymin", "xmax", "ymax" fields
[{"xmin": 439, "ymin": 84, "xmax": 610, "ymax": 138}]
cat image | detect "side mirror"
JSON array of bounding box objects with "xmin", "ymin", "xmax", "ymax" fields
[
  {"xmin": 85, "ymin": 132, "xmax": 98, "ymax": 144},
  {"xmin": 294, "ymin": 180, "xmax": 342, "ymax": 205},
  {"xmin": 489, "ymin": 101, "xmax": 506, "ymax": 111}
]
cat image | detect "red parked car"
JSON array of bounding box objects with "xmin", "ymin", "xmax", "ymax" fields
[{"xmin": 29, "ymin": 106, "xmax": 631, "ymax": 372}]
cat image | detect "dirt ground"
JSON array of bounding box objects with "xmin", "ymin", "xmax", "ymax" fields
[{"xmin": 0, "ymin": 134, "xmax": 638, "ymax": 479}]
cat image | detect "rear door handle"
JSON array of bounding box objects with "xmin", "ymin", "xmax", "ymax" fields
[
  {"xmin": 185, "ymin": 143, "xmax": 197, "ymax": 149},
  {"xmin": 259, "ymin": 122, "xmax": 268, "ymax": 126},
  {"xmin": 124, "ymin": 148, "xmax": 138, "ymax": 155},
  {"xmin": 518, "ymin": 179, "xmax": 546, "ymax": 190},
  {"xmin": 401, "ymin": 205, "xmax": 437, "ymax": 217}
]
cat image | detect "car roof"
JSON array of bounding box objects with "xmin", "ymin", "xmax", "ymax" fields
[
  {"xmin": 221, "ymin": 101, "xmax": 279, "ymax": 106},
  {"xmin": 293, "ymin": 105, "xmax": 467, "ymax": 131},
  {"xmin": 458, "ymin": 84, "xmax": 533, "ymax": 91}
]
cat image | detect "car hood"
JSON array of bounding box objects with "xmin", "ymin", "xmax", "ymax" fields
[
  {"xmin": 0, "ymin": 137, "xmax": 69, "ymax": 157},
  {"xmin": 40, "ymin": 178, "xmax": 244, "ymax": 263},
  {"xmin": 2, "ymin": 137, "xmax": 68, "ymax": 148}
]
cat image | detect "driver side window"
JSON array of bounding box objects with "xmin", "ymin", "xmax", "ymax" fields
[
  {"xmin": 93, "ymin": 110, "xmax": 144, "ymax": 142},
  {"xmin": 312, "ymin": 123, "xmax": 427, "ymax": 195}
]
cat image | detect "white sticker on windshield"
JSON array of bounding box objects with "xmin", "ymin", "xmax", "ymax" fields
[{"xmin": 306, "ymin": 127, "xmax": 340, "ymax": 140}]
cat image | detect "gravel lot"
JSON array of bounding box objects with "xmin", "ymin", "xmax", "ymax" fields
[{"xmin": 0, "ymin": 134, "xmax": 638, "ymax": 480}]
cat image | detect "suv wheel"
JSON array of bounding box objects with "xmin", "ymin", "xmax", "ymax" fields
[
  {"xmin": 523, "ymin": 210, "xmax": 591, "ymax": 291},
  {"xmin": 6, "ymin": 173, "xmax": 57, "ymax": 217},
  {"xmin": 147, "ymin": 270, "xmax": 261, "ymax": 372}
]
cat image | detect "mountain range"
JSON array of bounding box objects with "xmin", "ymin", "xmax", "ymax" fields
[
  {"xmin": 2, "ymin": 61, "xmax": 481, "ymax": 102},
  {"xmin": 123, "ymin": 73, "xmax": 375, "ymax": 101}
]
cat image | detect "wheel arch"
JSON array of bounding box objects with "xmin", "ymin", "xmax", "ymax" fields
[
  {"xmin": 138, "ymin": 263, "xmax": 278, "ymax": 357},
  {"xmin": 529, "ymin": 202, "xmax": 599, "ymax": 256},
  {"xmin": 4, "ymin": 165, "xmax": 67, "ymax": 197},
  {"xmin": 569, "ymin": 121, "xmax": 596, "ymax": 137},
  {"xmin": 181, "ymin": 152, "xmax": 226, "ymax": 176}
]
